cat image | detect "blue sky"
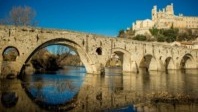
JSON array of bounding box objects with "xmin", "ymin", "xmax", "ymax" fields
[{"xmin": 0, "ymin": 0, "xmax": 198, "ymax": 37}]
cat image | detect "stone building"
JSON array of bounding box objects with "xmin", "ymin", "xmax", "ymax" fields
[{"xmin": 132, "ymin": 3, "xmax": 198, "ymax": 35}]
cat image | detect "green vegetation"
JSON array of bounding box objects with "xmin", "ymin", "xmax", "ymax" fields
[
  {"xmin": 118, "ymin": 26, "xmax": 197, "ymax": 42},
  {"xmin": 31, "ymin": 49, "xmax": 59, "ymax": 71},
  {"xmin": 118, "ymin": 28, "xmax": 135, "ymax": 38},
  {"xmin": 149, "ymin": 27, "xmax": 179, "ymax": 42},
  {"xmin": 30, "ymin": 48, "xmax": 81, "ymax": 72},
  {"xmin": 125, "ymin": 28, "xmax": 135, "ymax": 39},
  {"xmin": 133, "ymin": 35, "xmax": 147, "ymax": 41},
  {"xmin": 118, "ymin": 29, "xmax": 125, "ymax": 38}
]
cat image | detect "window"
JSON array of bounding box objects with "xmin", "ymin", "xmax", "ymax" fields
[{"xmin": 96, "ymin": 47, "xmax": 102, "ymax": 55}]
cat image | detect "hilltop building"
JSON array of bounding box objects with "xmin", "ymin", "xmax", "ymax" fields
[{"xmin": 132, "ymin": 3, "xmax": 198, "ymax": 35}]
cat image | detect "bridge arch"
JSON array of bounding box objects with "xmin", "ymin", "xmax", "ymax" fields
[
  {"xmin": 139, "ymin": 54, "xmax": 162, "ymax": 71},
  {"xmin": 20, "ymin": 38, "xmax": 97, "ymax": 75},
  {"xmin": 180, "ymin": 53, "xmax": 197, "ymax": 69},
  {"xmin": 2, "ymin": 46, "xmax": 20, "ymax": 61},
  {"xmin": 106, "ymin": 48, "xmax": 132, "ymax": 72},
  {"xmin": 165, "ymin": 57, "xmax": 176, "ymax": 70}
]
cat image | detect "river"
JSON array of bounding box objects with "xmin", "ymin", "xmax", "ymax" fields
[{"xmin": 0, "ymin": 66, "xmax": 198, "ymax": 112}]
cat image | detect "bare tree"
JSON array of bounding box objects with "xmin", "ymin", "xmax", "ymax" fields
[{"xmin": 9, "ymin": 6, "xmax": 36, "ymax": 26}]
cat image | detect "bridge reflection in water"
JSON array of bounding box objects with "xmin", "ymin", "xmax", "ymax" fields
[{"xmin": 0, "ymin": 66, "xmax": 198, "ymax": 112}]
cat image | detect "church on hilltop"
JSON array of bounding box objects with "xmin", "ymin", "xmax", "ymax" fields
[{"xmin": 132, "ymin": 3, "xmax": 198, "ymax": 35}]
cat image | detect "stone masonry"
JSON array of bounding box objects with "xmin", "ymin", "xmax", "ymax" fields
[{"xmin": 0, "ymin": 25, "xmax": 198, "ymax": 78}]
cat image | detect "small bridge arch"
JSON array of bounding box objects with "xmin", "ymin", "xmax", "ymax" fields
[
  {"xmin": 180, "ymin": 53, "xmax": 197, "ymax": 69},
  {"xmin": 2, "ymin": 46, "xmax": 20, "ymax": 61},
  {"xmin": 139, "ymin": 54, "xmax": 163, "ymax": 71},
  {"xmin": 107, "ymin": 48, "xmax": 132, "ymax": 72},
  {"xmin": 165, "ymin": 57, "xmax": 176, "ymax": 70}
]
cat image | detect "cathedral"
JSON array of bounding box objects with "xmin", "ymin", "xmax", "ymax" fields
[{"xmin": 132, "ymin": 3, "xmax": 198, "ymax": 35}]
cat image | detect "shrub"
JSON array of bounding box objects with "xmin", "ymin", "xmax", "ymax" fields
[{"xmin": 133, "ymin": 35, "xmax": 147, "ymax": 41}]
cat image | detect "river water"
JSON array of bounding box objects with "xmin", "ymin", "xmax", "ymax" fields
[{"xmin": 0, "ymin": 66, "xmax": 198, "ymax": 112}]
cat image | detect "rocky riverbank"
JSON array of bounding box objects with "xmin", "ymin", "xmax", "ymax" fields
[
  {"xmin": 148, "ymin": 92, "xmax": 198, "ymax": 104},
  {"xmin": 131, "ymin": 91, "xmax": 198, "ymax": 112}
]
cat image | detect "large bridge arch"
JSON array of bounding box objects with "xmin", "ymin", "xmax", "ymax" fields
[{"xmin": 19, "ymin": 38, "xmax": 97, "ymax": 75}]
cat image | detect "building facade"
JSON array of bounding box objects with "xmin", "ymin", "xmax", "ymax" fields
[{"xmin": 132, "ymin": 3, "xmax": 198, "ymax": 35}]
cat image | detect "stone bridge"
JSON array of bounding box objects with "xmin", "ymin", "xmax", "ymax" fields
[{"xmin": 0, "ymin": 25, "xmax": 198, "ymax": 78}]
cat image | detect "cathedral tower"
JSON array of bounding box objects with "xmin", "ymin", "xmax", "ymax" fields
[
  {"xmin": 166, "ymin": 3, "xmax": 174, "ymax": 16},
  {"xmin": 152, "ymin": 5, "xmax": 157, "ymax": 21}
]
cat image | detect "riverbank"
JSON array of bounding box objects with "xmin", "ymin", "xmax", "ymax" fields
[
  {"xmin": 148, "ymin": 92, "xmax": 198, "ymax": 104},
  {"xmin": 132, "ymin": 91, "xmax": 198, "ymax": 112}
]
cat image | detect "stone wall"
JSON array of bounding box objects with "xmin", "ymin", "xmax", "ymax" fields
[{"xmin": 0, "ymin": 25, "xmax": 198, "ymax": 78}]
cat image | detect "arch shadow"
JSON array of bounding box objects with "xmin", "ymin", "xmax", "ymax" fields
[
  {"xmin": 180, "ymin": 53, "xmax": 197, "ymax": 69},
  {"xmin": 139, "ymin": 54, "xmax": 162, "ymax": 71}
]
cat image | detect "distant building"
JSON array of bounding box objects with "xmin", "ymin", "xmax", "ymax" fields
[
  {"xmin": 132, "ymin": 3, "xmax": 198, "ymax": 35},
  {"xmin": 171, "ymin": 41, "xmax": 198, "ymax": 49}
]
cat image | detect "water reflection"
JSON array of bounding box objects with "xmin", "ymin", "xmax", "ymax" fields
[
  {"xmin": 0, "ymin": 67, "xmax": 198, "ymax": 112},
  {"xmin": 22, "ymin": 66, "xmax": 86, "ymax": 111},
  {"xmin": 0, "ymin": 79, "xmax": 42, "ymax": 112}
]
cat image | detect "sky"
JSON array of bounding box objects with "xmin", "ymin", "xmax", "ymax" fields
[{"xmin": 0, "ymin": 0, "xmax": 198, "ymax": 37}]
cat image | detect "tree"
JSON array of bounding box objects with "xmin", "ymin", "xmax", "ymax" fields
[
  {"xmin": 156, "ymin": 34, "xmax": 166, "ymax": 42},
  {"xmin": 10, "ymin": 6, "xmax": 37, "ymax": 26},
  {"xmin": 133, "ymin": 35, "xmax": 147, "ymax": 41},
  {"xmin": 1, "ymin": 6, "xmax": 37, "ymax": 26},
  {"xmin": 118, "ymin": 30, "xmax": 125, "ymax": 38},
  {"xmin": 149, "ymin": 27, "xmax": 159, "ymax": 36},
  {"xmin": 149, "ymin": 27, "xmax": 179, "ymax": 43},
  {"xmin": 162, "ymin": 28, "xmax": 178, "ymax": 42},
  {"xmin": 177, "ymin": 33, "xmax": 188, "ymax": 41}
]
